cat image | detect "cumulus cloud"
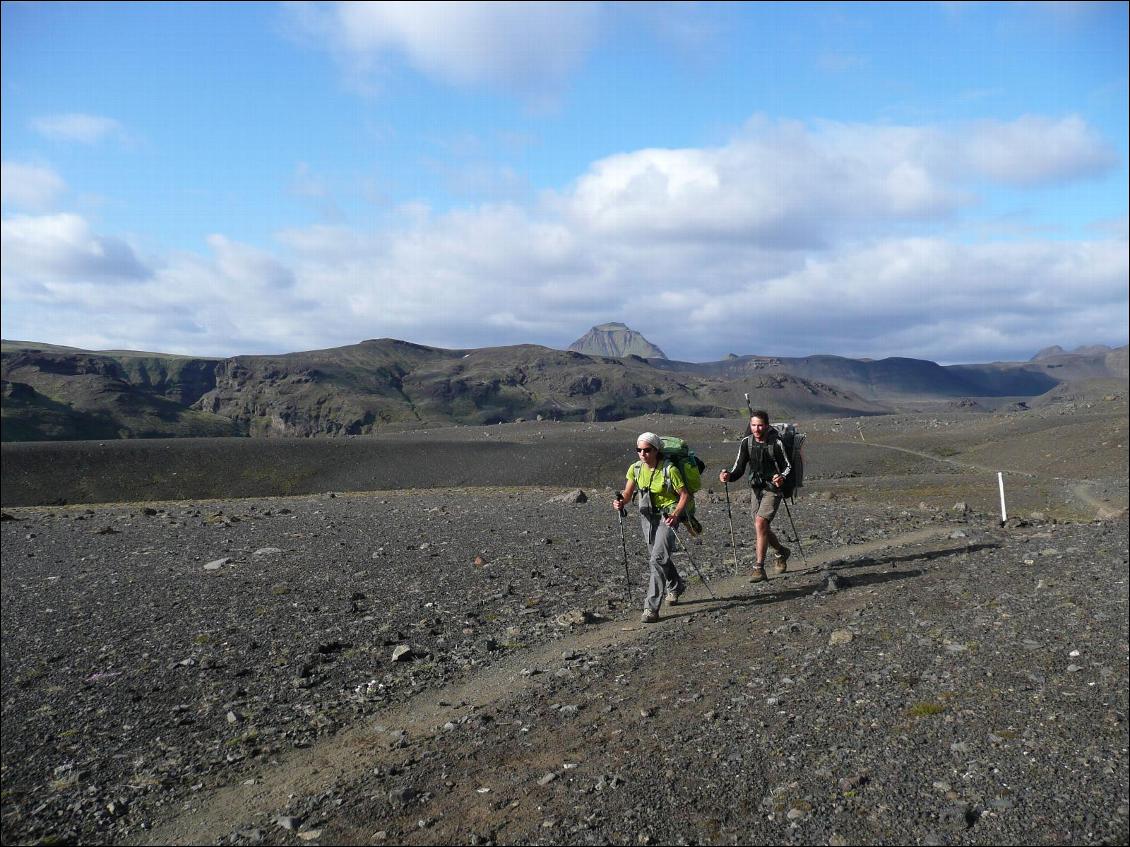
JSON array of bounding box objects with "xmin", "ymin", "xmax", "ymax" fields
[
  {"xmin": 1, "ymin": 161, "xmax": 66, "ymax": 211},
  {"xmin": 207, "ymin": 235, "xmax": 297, "ymax": 291},
  {"xmin": 289, "ymin": 0, "xmax": 600, "ymax": 100},
  {"xmin": 1, "ymin": 213, "xmax": 150, "ymax": 287},
  {"xmin": 2, "ymin": 114, "xmax": 1125, "ymax": 362},
  {"xmin": 30, "ymin": 113, "xmax": 127, "ymax": 145},
  {"xmin": 563, "ymin": 120, "xmax": 964, "ymax": 246},
  {"xmin": 682, "ymin": 237, "xmax": 1129, "ymax": 362},
  {"xmin": 960, "ymin": 115, "xmax": 1118, "ymax": 185}
]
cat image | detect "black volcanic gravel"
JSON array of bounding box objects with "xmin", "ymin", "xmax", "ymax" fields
[{"xmin": 2, "ymin": 481, "xmax": 1127, "ymax": 845}]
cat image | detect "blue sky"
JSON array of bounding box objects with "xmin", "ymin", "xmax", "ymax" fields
[{"xmin": 2, "ymin": 1, "xmax": 1127, "ymax": 364}]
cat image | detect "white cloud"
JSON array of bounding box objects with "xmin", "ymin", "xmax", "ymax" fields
[
  {"xmin": 30, "ymin": 113, "xmax": 127, "ymax": 145},
  {"xmin": 1, "ymin": 213, "xmax": 149, "ymax": 287},
  {"xmin": 683, "ymin": 237, "xmax": 1129, "ymax": 362},
  {"xmin": 2, "ymin": 115, "xmax": 1125, "ymax": 363},
  {"xmin": 1, "ymin": 161, "xmax": 66, "ymax": 211},
  {"xmin": 563, "ymin": 119, "xmax": 969, "ymax": 246},
  {"xmin": 207, "ymin": 235, "xmax": 297, "ymax": 291},
  {"xmin": 961, "ymin": 115, "xmax": 1117, "ymax": 185},
  {"xmin": 290, "ymin": 1, "xmax": 600, "ymax": 100},
  {"xmin": 559, "ymin": 114, "xmax": 1119, "ymax": 247}
]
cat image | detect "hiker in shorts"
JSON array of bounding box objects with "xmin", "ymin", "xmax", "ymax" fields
[
  {"xmin": 719, "ymin": 410, "xmax": 791, "ymax": 582},
  {"xmin": 612, "ymin": 432, "xmax": 690, "ymax": 623}
]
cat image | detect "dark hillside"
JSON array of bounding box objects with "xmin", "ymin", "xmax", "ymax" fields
[
  {"xmin": 654, "ymin": 353, "xmax": 1060, "ymax": 400},
  {"xmin": 0, "ymin": 347, "xmax": 240, "ymax": 440}
]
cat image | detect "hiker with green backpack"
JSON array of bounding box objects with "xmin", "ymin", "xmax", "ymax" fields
[
  {"xmin": 612, "ymin": 431, "xmax": 693, "ymax": 624},
  {"xmin": 719, "ymin": 409, "xmax": 793, "ymax": 583}
]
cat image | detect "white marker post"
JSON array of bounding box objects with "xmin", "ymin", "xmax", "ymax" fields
[{"xmin": 998, "ymin": 471, "xmax": 1007, "ymax": 525}]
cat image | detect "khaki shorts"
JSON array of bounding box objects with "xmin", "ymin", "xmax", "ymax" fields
[{"xmin": 753, "ymin": 488, "xmax": 781, "ymax": 521}]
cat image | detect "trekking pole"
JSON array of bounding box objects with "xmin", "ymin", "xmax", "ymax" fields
[
  {"xmin": 617, "ymin": 507, "xmax": 632, "ymax": 602},
  {"xmin": 670, "ymin": 523, "xmax": 717, "ymax": 600},
  {"xmin": 780, "ymin": 498, "xmax": 809, "ymax": 567},
  {"xmin": 723, "ymin": 479, "xmax": 740, "ymax": 572}
]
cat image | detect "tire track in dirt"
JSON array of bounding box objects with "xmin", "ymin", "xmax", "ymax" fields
[{"xmin": 128, "ymin": 526, "xmax": 958, "ymax": 846}]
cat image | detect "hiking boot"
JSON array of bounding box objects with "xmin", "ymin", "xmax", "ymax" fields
[
  {"xmin": 749, "ymin": 566, "xmax": 767, "ymax": 583},
  {"xmin": 641, "ymin": 609, "xmax": 660, "ymax": 623},
  {"xmin": 665, "ymin": 580, "xmax": 687, "ymax": 605},
  {"xmin": 769, "ymin": 546, "xmax": 791, "ymax": 576}
]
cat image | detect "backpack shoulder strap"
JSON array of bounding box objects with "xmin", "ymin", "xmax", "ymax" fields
[{"xmin": 630, "ymin": 460, "xmax": 643, "ymax": 483}]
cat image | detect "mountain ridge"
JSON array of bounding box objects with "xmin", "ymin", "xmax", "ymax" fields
[{"xmin": 2, "ymin": 335, "xmax": 1125, "ymax": 442}]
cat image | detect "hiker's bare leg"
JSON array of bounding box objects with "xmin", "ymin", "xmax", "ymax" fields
[
  {"xmin": 755, "ymin": 515, "xmax": 784, "ymax": 562},
  {"xmin": 754, "ymin": 515, "xmax": 772, "ymax": 562}
]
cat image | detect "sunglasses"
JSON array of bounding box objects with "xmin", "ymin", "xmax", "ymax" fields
[{"xmin": 636, "ymin": 446, "xmax": 655, "ymax": 454}]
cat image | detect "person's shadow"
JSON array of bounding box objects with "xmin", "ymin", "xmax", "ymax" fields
[{"xmin": 668, "ymin": 539, "xmax": 999, "ymax": 616}]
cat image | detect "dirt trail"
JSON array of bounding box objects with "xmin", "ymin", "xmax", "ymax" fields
[
  {"xmin": 839, "ymin": 440, "xmax": 1129, "ymax": 520},
  {"xmin": 831, "ymin": 438, "xmax": 1035, "ymax": 478},
  {"xmin": 1069, "ymin": 481, "xmax": 1126, "ymax": 519},
  {"xmin": 129, "ymin": 526, "xmax": 957, "ymax": 846}
]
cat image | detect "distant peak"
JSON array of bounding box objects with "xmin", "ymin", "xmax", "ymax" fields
[
  {"xmin": 1032, "ymin": 343, "xmax": 1112, "ymax": 361},
  {"xmin": 567, "ymin": 323, "xmax": 667, "ymax": 360}
]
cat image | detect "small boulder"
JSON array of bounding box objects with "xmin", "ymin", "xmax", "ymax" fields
[
  {"xmin": 554, "ymin": 609, "xmax": 603, "ymax": 628},
  {"xmin": 548, "ymin": 489, "xmax": 588, "ymax": 504}
]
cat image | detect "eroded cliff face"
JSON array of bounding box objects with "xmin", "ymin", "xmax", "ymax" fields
[
  {"xmin": 0, "ymin": 348, "xmax": 239, "ymax": 440},
  {"xmin": 192, "ymin": 353, "xmax": 431, "ymax": 436},
  {"xmin": 114, "ymin": 356, "xmax": 221, "ymax": 405}
]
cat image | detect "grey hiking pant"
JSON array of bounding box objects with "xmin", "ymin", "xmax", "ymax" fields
[{"xmin": 638, "ymin": 513, "xmax": 684, "ymax": 613}]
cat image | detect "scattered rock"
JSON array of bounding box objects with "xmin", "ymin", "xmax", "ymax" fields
[
  {"xmin": 819, "ymin": 571, "xmax": 850, "ymax": 593},
  {"xmin": 554, "ymin": 609, "xmax": 603, "ymax": 628},
  {"xmin": 389, "ymin": 786, "xmax": 418, "ymax": 805},
  {"xmin": 391, "ymin": 644, "xmax": 413, "ymax": 662},
  {"xmin": 548, "ymin": 489, "xmax": 588, "ymax": 504}
]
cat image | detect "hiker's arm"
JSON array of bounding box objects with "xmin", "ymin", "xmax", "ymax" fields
[
  {"xmin": 771, "ymin": 441, "xmax": 791, "ymax": 488},
  {"xmin": 613, "ymin": 479, "xmax": 636, "ymax": 511},
  {"xmin": 664, "ymin": 487, "xmax": 690, "ymax": 527},
  {"xmin": 720, "ymin": 438, "xmax": 748, "ymax": 483}
]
